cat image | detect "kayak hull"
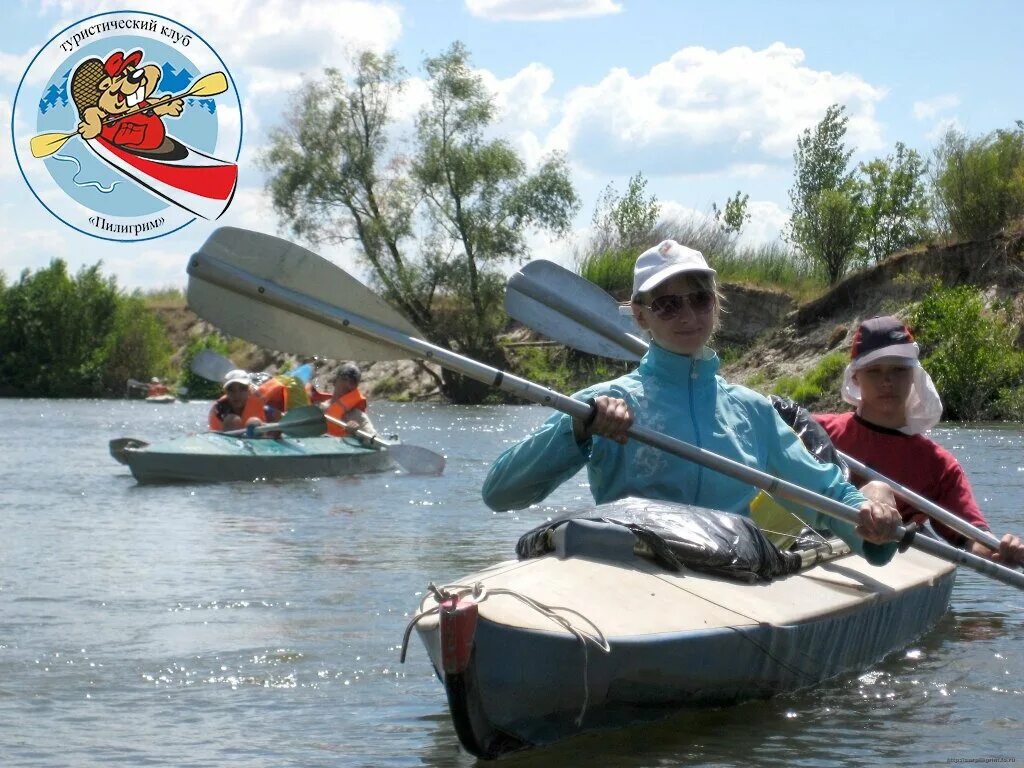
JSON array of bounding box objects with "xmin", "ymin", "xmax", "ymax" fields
[
  {"xmin": 88, "ymin": 136, "xmax": 237, "ymax": 220},
  {"xmin": 118, "ymin": 433, "xmax": 394, "ymax": 483},
  {"xmin": 413, "ymin": 536, "xmax": 955, "ymax": 758},
  {"xmin": 144, "ymin": 394, "xmax": 176, "ymax": 404}
]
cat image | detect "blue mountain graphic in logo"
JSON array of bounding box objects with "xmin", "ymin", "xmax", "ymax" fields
[{"xmin": 39, "ymin": 68, "xmax": 71, "ymax": 113}]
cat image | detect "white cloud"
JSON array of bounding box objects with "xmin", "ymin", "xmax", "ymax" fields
[
  {"xmin": 913, "ymin": 94, "xmax": 960, "ymax": 121},
  {"xmin": 546, "ymin": 43, "xmax": 887, "ymax": 177},
  {"xmin": 35, "ymin": 1, "xmax": 402, "ymax": 81},
  {"xmin": 0, "ymin": 98, "xmax": 14, "ymax": 179},
  {"xmin": 925, "ymin": 116, "xmax": 963, "ymax": 144},
  {"xmin": 740, "ymin": 199, "xmax": 789, "ymax": 245},
  {"xmin": 465, "ymin": 0, "xmax": 622, "ymax": 22}
]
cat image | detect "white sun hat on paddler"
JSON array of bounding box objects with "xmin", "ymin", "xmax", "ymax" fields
[
  {"xmin": 632, "ymin": 239, "xmax": 716, "ymax": 299},
  {"xmin": 223, "ymin": 369, "xmax": 250, "ymax": 389},
  {"xmin": 841, "ymin": 315, "xmax": 943, "ymax": 434}
]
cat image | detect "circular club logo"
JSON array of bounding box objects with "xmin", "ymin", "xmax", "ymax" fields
[{"xmin": 11, "ymin": 11, "xmax": 242, "ymax": 242}]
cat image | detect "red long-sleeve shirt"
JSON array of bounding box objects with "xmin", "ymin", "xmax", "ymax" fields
[{"xmin": 815, "ymin": 412, "xmax": 989, "ymax": 548}]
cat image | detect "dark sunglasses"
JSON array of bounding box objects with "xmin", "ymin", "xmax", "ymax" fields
[{"xmin": 642, "ymin": 290, "xmax": 714, "ymax": 319}]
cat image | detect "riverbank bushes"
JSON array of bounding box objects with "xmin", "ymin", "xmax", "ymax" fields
[{"xmin": 0, "ymin": 260, "xmax": 172, "ymax": 397}]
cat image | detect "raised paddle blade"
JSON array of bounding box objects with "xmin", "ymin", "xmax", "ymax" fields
[
  {"xmin": 187, "ymin": 71, "xmax": 228, "ymax": 97},
  {"xmin": 30, "ymin": 131, "xmax": 76, "ymax": 158},
  {"xmin": 190, "ymin": 349, "xmax": 236, "ymax": 383},
  {"xmin": 187, "ymin": 228, "xmax": 421, "ymax": 361},
  {"xmin": 287, "ymin": 362, "xmax": 314, "ymax": 384},
  {"xmin": 505, "ymin": 261, "xmax": 645, "ymax": 362},
  {"xmin": 109, "ymin": 437, "xmax": 149, "ymax": 465}
]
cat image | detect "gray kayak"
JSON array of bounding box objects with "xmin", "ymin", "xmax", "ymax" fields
[
  {"xmin": 406, "ymin": 500, "xmax": 956, "ymax": 758},
  {"xmin": 110, "ymin": 433, "xmax": 394, "ymax": 483}
]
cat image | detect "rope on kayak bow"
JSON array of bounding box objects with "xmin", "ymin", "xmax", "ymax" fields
[{"xmin": 400, "ymin": 581, "xmax": 611, "ymax": 727}]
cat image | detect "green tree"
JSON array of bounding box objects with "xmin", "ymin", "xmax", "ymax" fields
[
  {"xmin": 0, "ymin": 260, "xmax": 172, "ymax": 397},
  {"xmin": 857, "ymin": 142, "xmax": 929, "ymax": 264},
  {"xmin": 788, "ymin": 104, "xmax": 861, "ymax": 283},
  {"xmin": 932, "ymin": 123, "xmax": 1024, "ymax": 241},
  {"xmin": 712, "ymin": 191, "xmax": 751, "ymax": 236},
  {"xmin": 591, "ymin": 172, "xmax": 660, "ymax": 248},
  {"xmin": 261, "ymin": 44, "xmax": 579, "ymax": 403},
  {"xmin": 908, "ymin": 285, "xmax": 1024, "ymax": 420},
  {"xmin": 800, "ymin": 188, "xmax": 863, "ymax": 285},
  {"xmin": 100, "ymin": 294, "xmax": 173, "ymax": 394}
]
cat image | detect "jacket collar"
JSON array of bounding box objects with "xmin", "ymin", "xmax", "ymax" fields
[{"xmin": 639, "ymin": 341, "xmax": 720, "ymax": 381}]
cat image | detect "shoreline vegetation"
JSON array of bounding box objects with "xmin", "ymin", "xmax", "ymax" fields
[
  {"xmin": 1, "ymin": 223, "xmax": 1022, "ymax": 423},
  {"xmin": 3, "ymin": 79, "xmax": 1024, "ymax": 421}
]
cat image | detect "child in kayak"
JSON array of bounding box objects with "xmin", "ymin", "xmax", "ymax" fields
[
  {"xmin": 483, "ymin": 240, "xmax": 903, "ymax": 564},
  {"xmin": 815, "ymin": 316, "xmax": 1024, "ymax": 566}
]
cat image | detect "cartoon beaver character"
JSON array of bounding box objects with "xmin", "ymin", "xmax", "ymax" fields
[{"xmin": 70, "ymin": 50, "xmax": 183, "ymax": 152}]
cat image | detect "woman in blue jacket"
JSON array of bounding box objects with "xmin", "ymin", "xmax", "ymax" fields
[{"xmin": 483, "ymin": 239, "xmax": 902, "ymax": 564}]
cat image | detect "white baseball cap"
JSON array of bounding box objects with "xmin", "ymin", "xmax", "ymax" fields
[
  {"xmin": 632, "ymin": 240, "xmax": 715, "ymax": 299},
  {"xmin": 223, "ymin": 369, "xmax": 250, "ymax": 389}
]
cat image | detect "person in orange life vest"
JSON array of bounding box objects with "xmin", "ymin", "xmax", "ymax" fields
[
  {"xmin": 76, "ymin": 50, "xmax": 184, "ymax": 151},
  {"xmin": 258, "ymin": 372, "xmax": 311, "ymax": 420},
  {"xmin": 208, "ymin": 369, "xmax": 268, "ymax": 432},
  {"xmin": 815, "ymin": 316, "xmax": 1024, "ymax": 566},
  {"xmin": 147, "ymin": 377, "xmax": 169, "ymax": 397},
  {"xmin": 323, "ymin": 363, "xmax": 375, "ymax": 439}
]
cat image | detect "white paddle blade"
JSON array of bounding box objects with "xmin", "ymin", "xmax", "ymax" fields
[
  {"xmin": 187, "ymin": 228, "xmax": 422, "ymax": 361},
  {"xmin": 387, "ymin": 443, "xmax": 446, "ymax": 476},
  {"xmin": 505, "ymin": 261, "xmax": 645, "ymax": 362},
  {"xmin": 190, "ymin": 349, "xmax": 235, "ymax": 382}
]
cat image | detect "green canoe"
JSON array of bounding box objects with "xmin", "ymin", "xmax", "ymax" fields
[{"xmin": 110, "ymin": 433, "xmax": 394, "ymax": 484}]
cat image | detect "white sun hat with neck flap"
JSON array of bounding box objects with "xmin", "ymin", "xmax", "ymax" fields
[
  {"xmin": 632, "ymin": 239, "xmax": 715, "ymax": 299},
  {"xmin": 841, "ymin": 315, "xmax": 943, "ymax": 434}
]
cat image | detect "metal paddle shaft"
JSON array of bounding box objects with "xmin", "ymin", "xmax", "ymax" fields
[
  {"xmin": 507, "ymin": 259, "xmax": 1016, "ymax": 561},
  {"xmin": 185, "ymin": 231, "xmax": 1024, "ymax": 590}
]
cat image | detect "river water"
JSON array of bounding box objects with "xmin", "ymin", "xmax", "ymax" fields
[{"xmin": 0, "ymin": 399, "xmax": 1021, "ymax": 767}]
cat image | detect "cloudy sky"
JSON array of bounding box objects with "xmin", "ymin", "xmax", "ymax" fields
[{"xmin": 3, "ymin": 0, "xmax": 1022, "ymax": 290}]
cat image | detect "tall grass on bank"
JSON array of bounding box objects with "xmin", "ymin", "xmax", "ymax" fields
[{"xmin": 577, "ymin": 216, "xmax": 825, "ymax": 300}]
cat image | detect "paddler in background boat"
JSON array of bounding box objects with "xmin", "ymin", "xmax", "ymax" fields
[
  {"xmin": 323, "ymin": 363, "xmax": 376, "ymax": 441},
  {"xmin": 816, "ymin": 316, "xmax": 1024, "ymax": 566},
  {"xmin": 258, "ymin": 369, "xmax": 313, "ymax": 421},
  {"xmin": 483, "ymin": 240, "xmax": 903, "ymax": 563},
  {"xmin": 208, "ymin": 369, "xmax": 270, "ymax": 433},
  {"xmin": 75, "ymin": 50, "xmax": 184, "ymax": 151},
  {"xmin": 147, "ymin": 377, "xmax": 169, "ymax": 398}
]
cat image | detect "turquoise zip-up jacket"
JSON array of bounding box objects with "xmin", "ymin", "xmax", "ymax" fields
[{"xmin": 483, "ymin": 343, "xmax": 896, "ymax": 566}]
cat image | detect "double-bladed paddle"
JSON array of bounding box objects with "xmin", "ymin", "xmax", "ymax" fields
[
  {"xmin": 183, "ymin": 227, "xmax": 1024, "ymax": 590},
  {"xmin": 505, "ymin": 259, "xmax": 1013, "ymax": 558},
  {"xmin": 220, "ymin": 405, "xmax": 327, "ymax": 438}
]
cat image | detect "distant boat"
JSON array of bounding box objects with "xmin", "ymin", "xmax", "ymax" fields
[{"xmin": 86, "ymin": 135, "xmax": 237, "ymax": 220}]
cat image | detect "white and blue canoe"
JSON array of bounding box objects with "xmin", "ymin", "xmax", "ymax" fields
[{"xmin": 406, "ymin": 499, "xmax": 956, "ymax": 758}]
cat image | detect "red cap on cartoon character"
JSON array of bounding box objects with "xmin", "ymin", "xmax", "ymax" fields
[{"xmin": 103, "ymin": 50, "xmax": 143, "ymax": 78}]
